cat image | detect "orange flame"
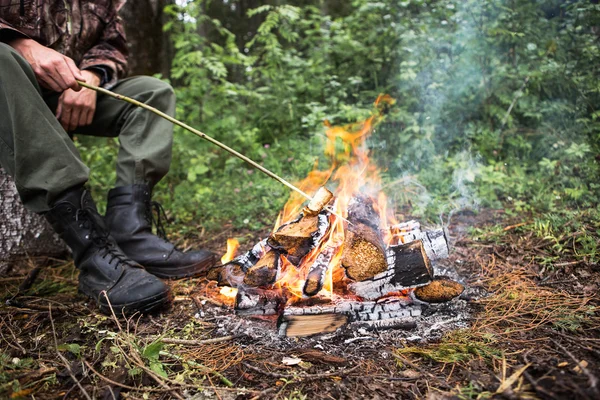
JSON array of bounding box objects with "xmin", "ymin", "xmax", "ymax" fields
[
  {"xmin": 221, "ymin": 238, "xmax": 240, "ymax": 264},
  {"xmin": 271, "ymin": 94, "xmax": 399, "ymax": 302}
]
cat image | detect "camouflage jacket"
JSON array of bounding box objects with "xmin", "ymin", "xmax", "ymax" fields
[{"xmin": 0, "ymin": 0, "xmax": 128, "ymax": 88}]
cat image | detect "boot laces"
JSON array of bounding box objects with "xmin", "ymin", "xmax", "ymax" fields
[
  {"xmin": 76, "ymin": 192, "xmax": 136, "ymax": 269},
  {"xmin": 145, "ymin": 200, "xmax": 169, "ymax": 240}
]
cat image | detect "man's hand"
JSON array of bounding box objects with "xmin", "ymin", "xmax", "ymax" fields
[
  {"xmin": 9, "ymin": 38, "xmax": 85, "ymax": 92},
  {"xmin": 56, "ymin": 70, "xmax": 101, "ymax": 132}
]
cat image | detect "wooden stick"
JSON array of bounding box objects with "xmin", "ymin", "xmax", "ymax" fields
[
  {"xmin": 77, "ymin": 81, "xmax": 311, "ymax": 201},
  {"xmin": 157, "ymin": 335, "xmax": 238, "ymax": 346},
  {"xmin": 79, "ymin": 81, "xmax": 352, "ymax": 223}
]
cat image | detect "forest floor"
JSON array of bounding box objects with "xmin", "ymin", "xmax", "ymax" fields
[{"xmin": 1, "ymin": 209, "xmax": 599, "ymax": 400}]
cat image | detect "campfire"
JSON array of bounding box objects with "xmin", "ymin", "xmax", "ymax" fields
[{"xmin": 207, "ymin": 96, "xmax": 464, "ymax": 337}]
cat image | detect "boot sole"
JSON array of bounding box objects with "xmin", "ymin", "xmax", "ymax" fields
[
  {"xmin": 79, "ymin": 285, "xmax": 170, "ymax": 315},
  {"xmin": 144, "ymin": 257, "xmax": 216, "ymax": 280}
]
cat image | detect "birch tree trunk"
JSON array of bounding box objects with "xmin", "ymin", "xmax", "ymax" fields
[{"xmin": 0, "ymin": 168, "xmax": 66, "ymax": 273}]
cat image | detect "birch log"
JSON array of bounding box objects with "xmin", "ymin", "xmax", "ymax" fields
[{"xmin": 0, "ymin": 168, "xmax": 66, "ymax": 271}]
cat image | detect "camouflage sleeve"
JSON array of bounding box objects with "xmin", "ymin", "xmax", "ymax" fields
[
  {"xmin": 79, "ymin": 3, "xmax": 128, "ymax": 89},
  {"xmin": 0, "ymin": 15, "xmax": 29, "ymax": 43}
]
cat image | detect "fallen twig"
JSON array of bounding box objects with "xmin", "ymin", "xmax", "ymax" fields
[
  {"xmin": 392, "ymin": 353, "xmax": 452, "ymax": 390},
  {"xmin": 83, "ymin": 359, "xmax": 173, "ymax": 393},
  {"xmin": 245, "ymin": 363, "xmax": 360, "ymax": 400},
  {"xmin": 503, "ymin": 222, "xmax": 530, "ymax": 231},
  {"xmin": 49, "ymin": 305, "xmax": 92, "ymax": 400},
  {"xmin": 552, "ymin": 339, "xmax": 599, "ymax": 393},
  {"xmin": 160, "ymin": 350, "xmax": 234, "ymax": 387},
  {"xmin": 5, "ymin": 298, "xmax": 69, "ymax": 312},
  {"xmin": 9, "ymin": 367, "xmax": 57, "ymax": 381},
  {"xmin": 242, "ymin": 362, "xmax": 359, "ymax": 380},
  {"xmin": 158, "ymin": 335, "xmax": 239, "ymax": 346}
]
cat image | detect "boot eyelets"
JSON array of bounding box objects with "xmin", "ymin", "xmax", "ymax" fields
[{"xmin": 67, "ymin": 207, "xmax": 73, "ymax": 213}]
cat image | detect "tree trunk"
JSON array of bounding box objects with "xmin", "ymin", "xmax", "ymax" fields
[
  {"xmin": 0, "ymin": 168, "xmax": 66, "ymax": 273},
  {"xmin": 119, "ymin": 0, "xmax": 174, "ymax": 78}
]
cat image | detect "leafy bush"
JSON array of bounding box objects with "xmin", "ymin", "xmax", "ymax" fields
[{"xmin": 78, "ymin": 0, "xmax": 600, "ymax": 231}]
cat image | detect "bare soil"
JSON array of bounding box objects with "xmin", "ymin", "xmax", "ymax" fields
[{"xmin": 1, "ymin": 209, "xmax": 598, "ymax": 399}]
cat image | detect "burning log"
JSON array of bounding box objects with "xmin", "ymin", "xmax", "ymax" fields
[
  {"xmin": 230, "ymin": 239, "xmax": 269, "ymax": 271},
  {"xmin": 243, "ymin": 250, "xmax": 280, "ymax": 287},
  {"xmin": 303, "ymin": 246, "xmax": 336, "ymax": 296},
  {"xmin": 268, "ymin": 212, "xmax": 329, "ymax": 264},
  {"xmin": 235, "ymin": 288, "xmax": 283, "ymax": 316},
  {"xmin": 352, "ymin": 318, "xmax": 417, "ymax": 331},
  {"xmin": 348, "ymin": 240, "xmax": 433, "ymax": 300},
  {"xmin": 418, "ymin": 229, "xmax": 449, "ymax": 261},
  {"xmin": 278, "ymin": 298, "xmax": 422, "ymax": 337},
  {"xmin": 386, "ymin": 221, "xmax": 449, "ymax": 261},
  {"xmin": 207, "ymin": 239, "xmax": 269, "ymax": 286},
  {"xmin": 207, "ymin": 263, "xmax": 246, "ymax": 287},
  {"xmin": 413, "ymin": 277, "xmax": 464, "ymax": 303},
  {"xmin": 341, "ymin": 196, "xmax": 388, "ymax": 281}
]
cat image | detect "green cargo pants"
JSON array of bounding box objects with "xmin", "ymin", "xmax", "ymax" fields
[{"xmin": 0, "ymin": 42, "xmax": 175, "ymax": 213}]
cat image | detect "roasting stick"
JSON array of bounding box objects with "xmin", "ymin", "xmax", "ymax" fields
[
  {"xmin": 78, "ymin": 81, "xmax": 349, "ymax": 222},
  {"xmin": 77, "ymin": 81, "xmax": 312, "ymax": 201}
]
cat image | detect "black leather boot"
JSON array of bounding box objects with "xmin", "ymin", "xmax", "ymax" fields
[
  {"xmin": 45, "ymin": 187, "xmax": 170, "ymax": 315},
  {"xmin": 104, "ymin": 184, "xmax": 217, "ymax": 279}
]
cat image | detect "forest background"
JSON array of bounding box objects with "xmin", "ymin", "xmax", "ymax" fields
[{"xmin": 85, "ymin": 0, "xmax": 599, "ymax": 261}]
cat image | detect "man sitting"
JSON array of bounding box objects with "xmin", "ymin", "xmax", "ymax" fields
[{"xmin": 0, "ymin": 0, "xmax": 216, "ymax": 314}]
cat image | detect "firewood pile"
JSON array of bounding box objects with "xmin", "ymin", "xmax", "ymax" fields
[{"xmin": 207, "ymin": 187, "xmax": 464, "ymax": 337}]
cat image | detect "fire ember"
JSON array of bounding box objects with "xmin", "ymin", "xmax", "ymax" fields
[{"xmin": 207, "ymin": 96, "xmax": 465, "ymax": 337}]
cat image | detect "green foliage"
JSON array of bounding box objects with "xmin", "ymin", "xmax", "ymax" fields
[
  {"xmin": 57, "ymin": 343, "xmax": 82, "ymax": 358},
  {"xmin": 142, "ymin": 340, "xmax": 168, "ymax": 378},
  {"xmin": 77, "ymin": 0, "xmax": 599, "ymax": 231},
  {"xmin": 395, "ymin": 329, "xmax": 502, "ymax": 364}
]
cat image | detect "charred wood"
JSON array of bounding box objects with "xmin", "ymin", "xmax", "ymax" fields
[
  {"xmin": 387, "ymin": 224, "xmax": 449, "ymax": 261},
  {"xmin": 268, "ymin": 212, "xmax": 329, "ymax": 264},
  {"xmin": 342, "ymin": 224, "xmax": 388, "ymax": 282},
  {"xmin": 235, "ymin": 288, "xmax": 283, "ymax": 316},
  {"xmin": 231, "ymin": 239, "xmax": 269, "ymax": 271},
  {"xmin": 279, "ymin": 298, "xmax": 422, "ymax": 337},
  {"xmin": 303, "ymin": 246, "xmax": 336, "ymax": 296},
  {"xmin": 418, "ymin": 229, "xmax": 449, "ymax": 261},
  {"xmin": 207, "ymin": 239, "xmax": 269, "ymax": 286},
  {"xmin": 207, "ymin": 262, "xmax": 246, "ymax": 287},
  {"xmin": 347, "ymin": 195, "xmax": 381, "ymax": 231},
  {"xmin": 352, "ymin": 318, "xmax": 418, "ymax": 331},
  {"xmin": 342, "ymin": 196, "xmax": 388, "ymax": 281},
  {"xmin": 283, "ymin": 298, "xmax": 420, "ymax": 321},
  {"xmin": 243, "ymin": 250, "xmax": 280, "ymax": 287},
  {"xmin": 348, "ymin": 240, "xmax": 433, "ymax": 300}
]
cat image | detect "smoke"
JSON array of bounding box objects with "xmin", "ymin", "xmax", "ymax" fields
[{"xmin": 368, "ymin": 0, "xmax": 598, "ymax": 223}]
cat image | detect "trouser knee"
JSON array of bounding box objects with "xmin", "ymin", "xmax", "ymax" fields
[
  {"xmin": 0, "ymin": 43, "xmax": 36, "ymax": 81},
  {"xmin": 128, "ymin": 76, "xmax": 176, "ymax": 114}
]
